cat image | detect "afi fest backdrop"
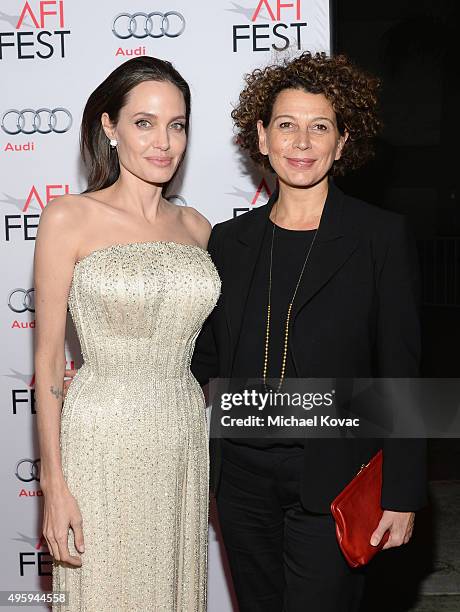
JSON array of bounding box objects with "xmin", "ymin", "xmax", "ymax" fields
[{"xmin": 0, "ymin": 1, "xmax": 330, "ymax": 609}]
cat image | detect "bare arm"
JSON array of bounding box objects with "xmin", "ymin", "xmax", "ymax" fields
[
  {"xmin": 34, "ymin": 196, "xmax": 79, "ymax": 489},
  {"xmin": 34, "ymin": 196, "xmax": 85, "ymax": 565}
]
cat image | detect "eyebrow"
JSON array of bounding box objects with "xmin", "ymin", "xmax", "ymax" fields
[
  {"xmin": 272, "ymin": 114, "xmax": 335, "ymax": 123},
  {"xmin": 131, "ymin": 112, "xmax": 186, "ymax": 121}
]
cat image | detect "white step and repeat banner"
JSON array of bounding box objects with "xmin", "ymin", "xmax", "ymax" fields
[{"xmin": 0, "ymin": 1, "xmax": 330, "ymax": 609}]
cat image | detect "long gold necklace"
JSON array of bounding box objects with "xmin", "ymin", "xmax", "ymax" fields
[{"xmin": 263, "ymin": 202, "xmax": 319, "ymax": 392}]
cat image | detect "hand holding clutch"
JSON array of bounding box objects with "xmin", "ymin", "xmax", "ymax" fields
[{"xmin": 330, "ymin": 449, "xmax": 389, "ymax": 567}]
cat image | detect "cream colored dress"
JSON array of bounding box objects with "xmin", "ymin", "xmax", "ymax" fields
[{"xmin": 52, "ymin": 241, "xmax": 221, "ymax": 612}]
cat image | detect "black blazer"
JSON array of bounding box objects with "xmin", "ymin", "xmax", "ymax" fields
[{"xmin": 192, "ymin": 180, "xmax": 427, "ymax": 514}]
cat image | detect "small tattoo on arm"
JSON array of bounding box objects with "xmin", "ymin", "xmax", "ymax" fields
[{"xmin": 50, "ymin": 385, "xmax": 64, "ymax": 401}]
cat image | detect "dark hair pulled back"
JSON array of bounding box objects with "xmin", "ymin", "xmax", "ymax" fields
[{"xmin": 80, "ymin": 56, "xmax": 191, "ymax": 193}]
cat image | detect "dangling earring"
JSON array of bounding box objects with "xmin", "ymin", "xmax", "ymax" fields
[{"xmin": 109, "ymin": 139, "xmax": 118, "ymax": 148}]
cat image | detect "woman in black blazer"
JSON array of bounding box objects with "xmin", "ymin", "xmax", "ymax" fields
[{"xmin": 192, "ymin": 52, "xmax": 427, "ymax": 611}]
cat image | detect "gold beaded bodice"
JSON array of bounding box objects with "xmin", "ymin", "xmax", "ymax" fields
[{"xmin": 68, "ymin": 240, "xmax": 221, "ymax": 380}]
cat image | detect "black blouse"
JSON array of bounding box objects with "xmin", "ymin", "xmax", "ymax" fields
[{"xmin": 229, "ymin": 220, "xmax": 316, "ymax": 448}]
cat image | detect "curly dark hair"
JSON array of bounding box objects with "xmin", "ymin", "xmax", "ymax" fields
[{"xmin": 231, "ymin": 51, "xmax": 381, "ymax": 176}]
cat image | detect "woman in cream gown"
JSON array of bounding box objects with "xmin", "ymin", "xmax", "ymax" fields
[{"xmin": 34, "ymin": 57, "xmax": 220, "ymax": 611}]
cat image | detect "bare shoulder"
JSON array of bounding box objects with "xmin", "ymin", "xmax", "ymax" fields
[
  {"xmin": 180, "ymin": 205, "xmax": 212, "ymax": 248},
  {"xmin": 36, "ymin": 194, "xmax": 92, "ymax": 257},
  {"xmin": 39, "ymin": 194, "xmax": 85, "ymax": 229}
]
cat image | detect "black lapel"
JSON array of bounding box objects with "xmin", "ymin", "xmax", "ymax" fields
[
  {"xmin": 224, "ymin": 192, "xmax": 277, "ymax": 373},
  {"xmin": 291, "ymin": 180, "xmax": 359, "ymax": 321},
  {"xmin": 223, "ymin": 180, "xmax": 359, "ymax": 373}
]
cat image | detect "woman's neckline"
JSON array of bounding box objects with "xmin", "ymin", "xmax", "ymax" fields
[
  {"xmin": 74, "ymin": 240, "xmax": 208, "ymax": 267},
  {"xmin": 269, "ymin": 220, "xmax": 318, "ymax": 233}
]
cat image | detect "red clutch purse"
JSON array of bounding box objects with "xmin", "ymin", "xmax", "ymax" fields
[{"xmin": 330, "ymin": 449, "xmax": 389, "ymax": 567}]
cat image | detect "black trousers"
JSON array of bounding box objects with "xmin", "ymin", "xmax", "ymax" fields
[{"xmin": 215, "ymin": 439, "xmax": 366, "ymax": 612}]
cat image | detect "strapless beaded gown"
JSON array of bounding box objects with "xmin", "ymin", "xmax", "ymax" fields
[{"xmin": 52, "ymin": 241, "xmax": 221, "ymax": 612}]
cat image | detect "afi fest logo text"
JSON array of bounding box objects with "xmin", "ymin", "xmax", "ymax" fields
[
  {"xmin": 231, "ymin": 177, "xmax": 273, "ymax": 217},
  {"xmin": 5, "ymin": 359, "xmax": 75, "ymax": 416},
  {"xmin": 112, "ymin": 10, "xmax": 186, "ymax": 58},
  {"xmin": 231, "ymin": 0, "xmax": 306, "ymax": 52},
  {"xmin": 2, "ymin": 183, "xmax": 70, "ymax": 242},
  {"xmin": 12, "ymin": 533, "xmax": 51, "ymax": 577},
  {"xmin": 0, "ymin": 1, "xmax": 71, "ymax": 60},
  {"xmin": 5, "ymin": 368, "xmax": 36, "ymax": 416}
]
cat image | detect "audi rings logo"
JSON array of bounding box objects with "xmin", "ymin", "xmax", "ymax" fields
[
  {"xmin": 112, "ymin": 11, "xmax": 186, "ymax": 39},
  {"xmin": 8, "ymin": 289, "xmax": 35, "ymax": 313},
  {"xmin": 1, "ymin": 108, "xmax": 73, "ymax": 135},
  {"xmin": 16, "ymin": 459, "xmax": 41, "ymax": 483}
]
